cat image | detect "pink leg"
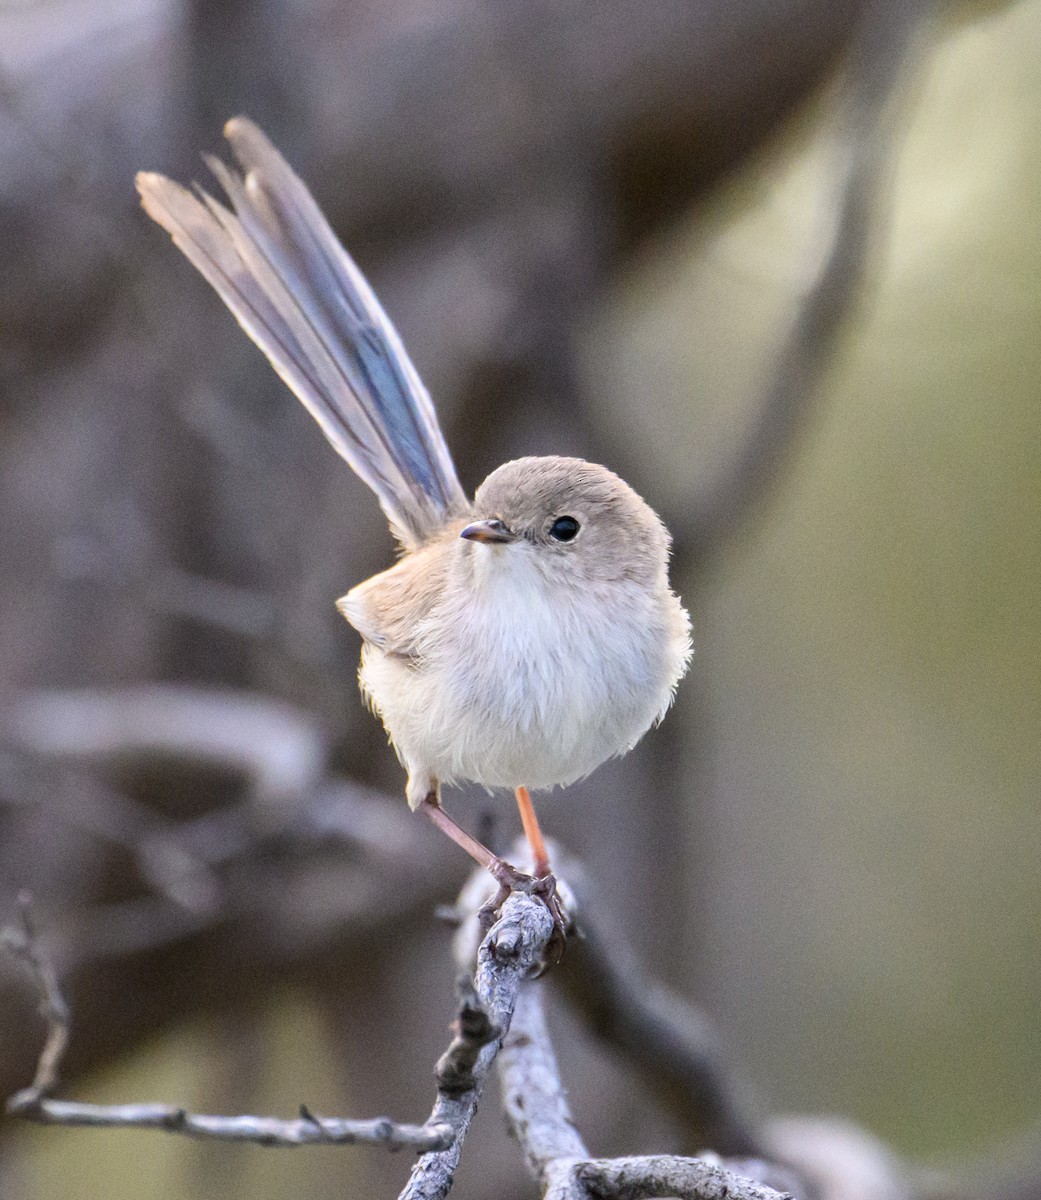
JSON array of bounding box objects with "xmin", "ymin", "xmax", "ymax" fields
[
  {"xmin": 514, "ymin": 786, "xmax": 552, "ymax": 878},
  {"xmin": 418, "ymin": 790, "xmax": 568, "ymax": 961}
]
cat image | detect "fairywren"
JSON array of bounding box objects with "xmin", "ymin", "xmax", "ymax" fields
[{"xmin": 137, "ymin": 119, "xmax": 692, "ymax": 937}]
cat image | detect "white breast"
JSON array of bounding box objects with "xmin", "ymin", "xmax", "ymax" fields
[{"xmin": 358, "ymin": 541, "xmax": 690, "ymax": 802}]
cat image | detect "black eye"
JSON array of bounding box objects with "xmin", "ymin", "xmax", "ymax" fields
[{"xmin": 549, "ymin": 516, "xmax": 580, "ymax": 542}]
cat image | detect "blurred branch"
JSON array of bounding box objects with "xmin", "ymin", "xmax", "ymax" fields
[
  {"xmin": 678, "ymin": 0, "xmax": 933, "ymax": 562},
  {"xmin": 0, "ymin": 896, "xmax": 69, "ymax": 1098},
  {"xmin": 2, "ymin": 0, "xmax": 868, "ymax": 386},
  {"xmin": 766, "ymin": 1116, "xmax": 911, "ymax": 1200},
  {"xmin": 1, "ymin": 898, "xmax": 453, "ymax": 1152},
  {"xmin": 1, "ymin": 685, "xmax": 455, "ymax": 958},
  {"xmin": 554, "ymin": 863, "xmax": 764, "ymax": 1158},
  {"xmin": 4, "ymin": 685, "xmax": 328, "ymax": 820}
]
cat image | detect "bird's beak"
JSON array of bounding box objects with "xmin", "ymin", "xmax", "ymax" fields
[{"xmin": 460, "ymin": 518, "xmax": 516, "ymax": 544}]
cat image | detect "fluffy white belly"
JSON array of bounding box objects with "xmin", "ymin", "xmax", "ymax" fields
[{"xmin": 359, "ymin": 565, "xmax": 686, "ymax": 802}]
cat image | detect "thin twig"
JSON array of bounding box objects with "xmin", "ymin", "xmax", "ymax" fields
[
  {"xmin": 0, "ymin": 895, "xmax": 69, "ymax": 1097},
  {"xmin": 399, "ymin": 891, "xmax": 555, "ymax": 1200},
  {"xmin": 6, "ymin": 1094, "xmax": 452, "ymax": 1152},
  {"xmin": 0, "ymin": 903, "xmax": 453, "ymax": 1154}
]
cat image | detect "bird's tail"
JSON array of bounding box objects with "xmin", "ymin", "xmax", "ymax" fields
[{"xmin": 136, "ymin": 118, "xmax": 468, "ymax": 549}]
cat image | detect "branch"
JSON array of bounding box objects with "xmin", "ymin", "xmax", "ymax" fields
[
  {"xmin": 563, "ymin": 1155, "xmax": 793, "ymax": 1200},
  {"xmin": 399, "ymin": 890, "xmax": 556, "ymax": 1200},
  {"xmin": 766, "ymin": 1116, "xmax": 910, "ymax": 1200},
  {"xmin": 553, "ymin": 864, "xmax": 764, "ymax": 1157},
  {"xmin": 679, "ymin": 0, "xmax": 932, "ymax": 561},
  {"xmin": 0, "ymin": 896, "xmax": 69, "ymax": 1097},
  {"xmin": 496, "ymin": 941, "xmax": 796, "ymax": 1200},
  {"xmin": 4, "ymin": 685, "xmax": 329, "ymax": 821},
  {"xmin": 7, "ymin": 1093, "xmax": 452, "ymax": 1152},
  {"xmin": 433, "ymin": 976, "xmax": 501, "ymax": 1098},
  {"xmin": 2, "ymin": 685, "xmax": 456, "ymax": 967},
  {"xmin": 1, "ymin": 900, "xmax": 452, "ymax": 1154},
  {"xmin": 914, "ymin": 1119, "xmax": 1041, "ymax": 1200},
  {"xmin": 498, "ymin": 983, "xmax": 589, "ymax": 1182}
]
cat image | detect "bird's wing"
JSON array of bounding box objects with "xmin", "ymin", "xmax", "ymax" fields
[
  {"xmin": 136, "ymin": 117, "xmax": 468, "ymax": 549},
  {"xmin": 336, "ymin": 539, "xmax": 454, "ymax": 659}
]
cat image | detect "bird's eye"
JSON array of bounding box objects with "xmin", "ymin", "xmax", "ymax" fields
[{"xmin": 549, "ymin": 516, "xmax": 580, "ymax": 542}]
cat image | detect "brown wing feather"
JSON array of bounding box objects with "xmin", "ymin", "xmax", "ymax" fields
[{"xmin": 336, "ymin": 537, "xmax": 455, "ymax": 659}]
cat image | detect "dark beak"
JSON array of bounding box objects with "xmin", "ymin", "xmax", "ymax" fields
[{"xmin": 460, "ymin": 518, "xmax": 515, "ymax": 544}]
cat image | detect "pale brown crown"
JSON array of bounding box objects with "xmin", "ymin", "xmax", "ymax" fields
[{"xmin": 472, "ymin": 456, "xmax": 672, "ymax": 585}]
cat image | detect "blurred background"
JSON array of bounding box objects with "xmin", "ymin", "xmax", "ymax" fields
[{"xmin": 0, "ymin": 0, "xmax": 1038, "ymax": 1197}]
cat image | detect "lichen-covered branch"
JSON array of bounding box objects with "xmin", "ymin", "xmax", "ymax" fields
[
  {"xmin": 399, "ymin": 891, "xmax": 556, "ymax": 1200},
  {"xmin": 565, "ymin": 1155, "xmax": 793, "ymax": 1200},
  {"xmin": 495, "ymin": 947, "xmax": 795, "ymax": 1200},
  {"xmin": 498, "ymin": 983, "xmax": 589, "ymax": 1181}
]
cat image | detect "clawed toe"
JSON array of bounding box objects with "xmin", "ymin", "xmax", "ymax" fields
[
  {"xmin": 477, "ymin": 859, "xmax": 569, "ymax": 965},
  {"xmin": 529, "ymin": 874, "xmax": 568, "ymax": 966},
  {"xmin": 477, "ymin": 881, "xmax": 512, "ymax": 931}
]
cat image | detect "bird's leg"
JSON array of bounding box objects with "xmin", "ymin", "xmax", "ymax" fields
[
  {"xmin": 419, "ymin": 791, "xmax": 501, "ymax": 874},
  {"xmin": 419, "ymin": 791, "xmax": 538, "ymax": 893},
  {"xmin": 514, "ymin": 785, "xmax": 552, "ymax": 878},
  {"xmin": 418, "ymin": 791, "xmax": 568, "ymax": 959},
  {"xmin": 512, "ymin": 785, "xmax": 567, "ymax": 960}
]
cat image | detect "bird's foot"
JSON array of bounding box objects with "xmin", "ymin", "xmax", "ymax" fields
[{"xmin": 478, "ymin": 859, "xmax": 569, "ymax": 967}]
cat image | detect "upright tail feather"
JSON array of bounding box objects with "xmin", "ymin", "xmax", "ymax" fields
[{"xmin": 136, "ymin": 117, "xmax": 469, "ymax": 549}]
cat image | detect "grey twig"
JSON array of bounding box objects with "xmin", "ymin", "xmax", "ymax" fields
[
  {"xmin": 6, "ymin": 1093, "xmax": 452, "ymax": 1152},
  {"xmin": 399, "ymin": 891, "xmax": 556, "ymax": 1200},
  {"xmin": 0, "ymin": 895, "xmax": 69, "ymax": 1097},
  {"xmin": 1, "ymin": 903, "xmax": 452, "ymax": 1154}
]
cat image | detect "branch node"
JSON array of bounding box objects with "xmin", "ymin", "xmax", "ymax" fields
[
  {"xmin": 488, "ymin": 924, "xmax": 522, "ymax": 963},
  {"xmin": 434, "ymin": 976, "xmax": 500, "ymax": 1097},
  {"xmin": 6, "ymin": 1088, "xmax": 43, "ymax": 1117}
]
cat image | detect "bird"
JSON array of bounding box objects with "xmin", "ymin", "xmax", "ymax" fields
[{"xmin": 136, "ymin": 118, "xmax": 692, "ymax": 942}]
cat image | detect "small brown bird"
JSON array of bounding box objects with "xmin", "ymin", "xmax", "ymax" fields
[{"xmin": 137, "ymin": 119, "xmax": 692, "ymax": 935}]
